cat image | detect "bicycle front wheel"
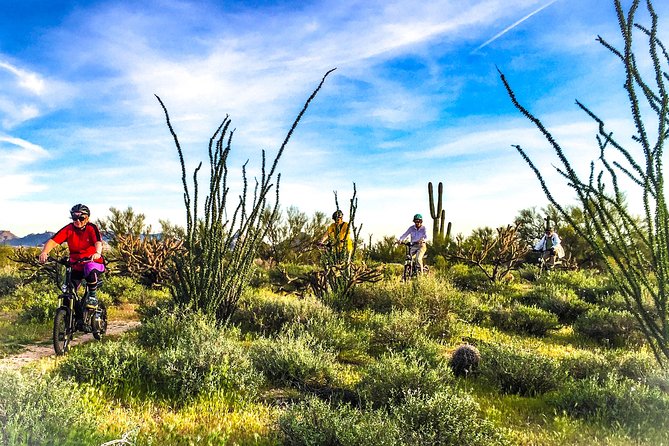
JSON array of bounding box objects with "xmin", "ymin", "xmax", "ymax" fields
[
  {"xmin": 402, "ymin": 263, "xmax": 412, "ymax": 281},
  {"xmin": 53, "ymin": 307, "xmax": 72, "ymax": 355}
]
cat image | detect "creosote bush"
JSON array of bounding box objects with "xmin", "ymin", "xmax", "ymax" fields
[
  {"xmin": 488, "ymin": 303, "xmax": 560, "ymax": 336},
  {"xmin": 558, "ymin": 349, "xmax": 611, "ymax": 382},
  {"xmin": 356, "ymin": 350, "xmax": 451, "ymax": 408},
  {"xmin": 60, "ymin": 312, "xmax": 263, "ymax": 405},
  {"xmin": 248, "ymin": 331, "xmax": 338, "ymax": 389},
  {"xmin": 573, "ymin": 307, "xmax": 643, "ymax": 347},
  {"xmin": 102, "ymin": 274, "xmax": 148, "ymax": 305},
  {"xmin": 279, "ymin": 391, "xmax": 510, "ymax": 446},
  {"xmin": 521, "ymin": 282, "xmax": 592, "ymax": 324},
  {"xmin": 478, "ymin": 341, "xmax": 562, "ymax": 396},
  {"xmin": 230, "ymin": 289, "xmax": 332, "ymax": 335},
  {"xmin": 0, "ymin": 267, "xmax": 23, "ymax": 296},
  {"xmin": 285, "ymin": 316, "xmax": 370, "ymax": 364},
  {"xmin": 546, "ymin": 375, "xmax": 669, "ymax": 437},
  {"xmin": 0, "ymin": 370, "xmax": 103, "ymax": 445},
  {"xmin": 365, "ymin": 309, "xmax": 426, "ymax": 354}
]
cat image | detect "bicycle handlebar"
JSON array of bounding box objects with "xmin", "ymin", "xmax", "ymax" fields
[{"xmin": 46, "ymin": 256, "xmax": 93, "ymax": 266}]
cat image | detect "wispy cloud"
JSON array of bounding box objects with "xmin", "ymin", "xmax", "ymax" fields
[
  {"xmin": 0, "ymin": 61, "xmax": 46, "ymax": 95},
  {"xmin": 0, "ymin": 135, "xmax": 50, "ymax": 201}
]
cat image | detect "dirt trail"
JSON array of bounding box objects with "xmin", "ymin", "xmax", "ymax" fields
[{"xmin": 0, "ymin": 320, "xmax": 140, "ymax": 370}]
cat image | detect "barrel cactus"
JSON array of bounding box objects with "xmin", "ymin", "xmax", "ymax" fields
[{"xmin": 449, "ymin": 344, "xmax": 481, "ymax": 377}]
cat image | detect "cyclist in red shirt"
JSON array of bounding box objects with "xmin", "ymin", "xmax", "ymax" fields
[{"xmin": 39, "ymin": 204, "xmax": 105, "ymax": 308}]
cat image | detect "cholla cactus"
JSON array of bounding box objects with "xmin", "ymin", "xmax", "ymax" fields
[{"xmin": 449, "ymin": 344, "xmax": 481, "ymax": 377}]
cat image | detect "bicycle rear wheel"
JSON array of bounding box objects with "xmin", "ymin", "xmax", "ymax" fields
[{"xmin": 53, "ymin": 307, "xmax": 72, "ymax": 355}]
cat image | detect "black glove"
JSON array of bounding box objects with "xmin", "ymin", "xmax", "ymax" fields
[{"xmin": 549, "ymin": 248, "xmax": 555, "ymax": 255}]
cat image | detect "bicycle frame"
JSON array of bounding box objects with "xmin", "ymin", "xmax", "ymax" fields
[
  {"xmin": 401, "ymin": 242, "xmax": 426, "ymax": 281},
  {"xmin": 50, "ymin": 256, "xmax": 106, "ymax": 355},
  {"xmin": 537, "ymin": 250, "xmax": 563, "ymax": 276}
]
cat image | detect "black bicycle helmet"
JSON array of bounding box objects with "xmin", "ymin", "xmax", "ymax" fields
[
  {"xmin": 70, "ymin": 203, "xmax": 90, "ymax": 216},
  {"xmin": 332, "ymin": 210, "xmax": 344, "ymax": 220}
]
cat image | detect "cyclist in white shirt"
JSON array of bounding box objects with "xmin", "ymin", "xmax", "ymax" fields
[{"xmin": 397, "ymin": 214, "xmax": 428, "ymax": 272}]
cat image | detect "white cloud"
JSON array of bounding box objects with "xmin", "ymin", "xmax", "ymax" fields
[{"xmin": 0, "ymin": 61, "xmax": 46, "ymax": 95}]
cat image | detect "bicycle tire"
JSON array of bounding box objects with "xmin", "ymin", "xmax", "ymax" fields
[
  {"xmin": 402, "ymin": 263, "xmax": 412, "ymax": 281},
  {"xmin": 53, "ymin": 307, "xmax": 72, "ymax": 355}
]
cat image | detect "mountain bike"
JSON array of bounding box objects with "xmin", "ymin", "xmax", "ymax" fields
[
  {"xmin": 48, "ymin": 256, "xmax": 107, "ymax": 355},
  {"xmin": 402, "ymin": 242, "xmax": 428, "ymax": 281}
]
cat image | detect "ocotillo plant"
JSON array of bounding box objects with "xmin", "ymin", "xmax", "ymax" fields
[
  {"xmin": 156, "ymin": 69, "xmax": 334, "ymax": 323},
  {"xmin": 428, "ymin": 181, "xmax": 452, "ymax": 242},
  {"xmin": 501, "ymin": 0, "xmax": 669, "ymax": 367}
]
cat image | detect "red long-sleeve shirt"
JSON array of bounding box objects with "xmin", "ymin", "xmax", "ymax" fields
[{"xmin": 51, "ymin": 223, "xmax": 104, "ymax": 267}]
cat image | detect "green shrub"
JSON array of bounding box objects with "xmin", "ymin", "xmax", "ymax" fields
[
  {"xmin": 249, "ymin": 331, "xmax": 337, "ymax": 389},
  {"xmin": 365, "ymin": 309, "xmax": 425, "ymax": 354},
  {"xmin": 356, "ymin": 350, "xmax": 451, "ymax": 408},
  {"xmin": 517, "ymin": 264, "xmax": 540, "ymax": 282},
  {"xmin": 101, "ymin": 274, "xmax": 146, "ymax": 304},
  {"xmin": 231, "ymin": 290, "xmax": 332, "ymax": 335},
  {"xmin": 488, "ymin": 304, "xmax": 560, "ymax": 336},
  {"xmin": 478, "ymin": 341, "xmax": 562, "ymax": 396},
  {"xmin": 573, "ymin": 307, "xmax": 642, "ymax": 347},
  {"xmin": 610, "ymin": 350, "xmax": 662, "ymax": 384},
  {"xmin": 278, "ymin": 391, "xmax": 510, "ymax": 446},
  {"xmin": 0, "ymin": 369, "xmax": 104, "ymax": 445},
  {"xmin": 353, "ymin": 276, "xmax": 478, "ymax": 333},
  {"xmin": 447, "ymin": 263, "xmax": 491, "ymax": 291},
  {"xmin": 18, "ymin": 289, "xmax": 54, "ymax": 323},
  {"xmin": 0, "ymin": 246, "xmax": 19, "ymax": 268},
  {"xmin": 558, "ymin": 349, "xmax": 610, "ymax": 381},
  {"xmin": 550, "ymin": 270, "xmax": 618, "ymax": 303},
  {"xmin": 595, "ymin": 291, "xmax": 629, "ymax": 311},
  {"xmin": 521, "ymin": 283, "xmax": 591, "ymax": 324},
  {"xmin": 58, "ymin": 338, "xmax": 148, "ymax": 395},
  {"xmin": 61, "ymin": 314, "xmax": 263, "ymax": 404},
  {"xmin": 267, "ymin": 263, "xmax": 318, "ymax": 293},
  {"xmin": 547, "ymin": 375, "xmax": 669, "ymax": 436},
  {"xmin": 0, "ymin": 267, "xmax": 23, "ymax": 296},
  {"xmin": 148, "ymin": 335, "xmax": 261, "ymax": 403},
  {"xmin": 286, "ymin": 316, "xmax": 370, "ymax": 364},
  {"xmin": 9, "ymin": 279, "xmax": 58, "ymax": 323},
  {"xmin": 6, "ymin": 279, "xmax": 55, "ymax": 311},
  {"xmin": 392, "ymin": 390, "xmax": 511, "ymax": 446},
  {"xmin": 279, "ymin": 397, "xmax": 399, "ymax": 446},
  {"xmin": 136, "ymin": 309, "xmax": 231, "ymax": 350},
  {"xmin": 248, "ymin": 263, "xmax": 270, "ymax": 288}
]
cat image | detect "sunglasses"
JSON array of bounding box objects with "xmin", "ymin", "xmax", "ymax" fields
[{"xmin": 71, "ymin": 215, "xmax": 88, "ymax": 222}]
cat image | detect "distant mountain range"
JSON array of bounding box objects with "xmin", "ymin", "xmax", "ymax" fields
[{"xmin": 0, "ymin": 230, "xmax": 54, "ymax": 247}]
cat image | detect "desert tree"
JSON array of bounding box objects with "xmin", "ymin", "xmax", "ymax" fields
[
  {"xmin": 156, "ymin": 69, "xmax": 334, "ymax": 322},
  {"xmin": 98, "ymin": 206, "xmax": 149, "ymax": 247},
  {"xmin": 451, "ymin": 225, "xmax": 529, "ymax": 282},
  {"xmin": 500, "ymin": 0, "xmax": 669, "ymax": 366}
]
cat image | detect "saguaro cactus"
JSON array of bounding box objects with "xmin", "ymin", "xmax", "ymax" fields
[{"xmin": 428, "ymin": 181, "xmax": 451, "ymax": 242}]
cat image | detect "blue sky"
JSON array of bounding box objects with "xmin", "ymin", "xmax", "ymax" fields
[{"xmin": 1, "ymin": 0, "xmax": 666, "ymax": 240}]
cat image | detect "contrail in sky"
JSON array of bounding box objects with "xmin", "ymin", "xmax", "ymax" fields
[{"xmin": 472, "ymin": 0, "xmax": 560, "ymax": 53}]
